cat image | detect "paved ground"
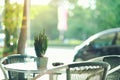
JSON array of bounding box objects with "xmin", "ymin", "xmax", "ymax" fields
[{"xmin": 26, "ymin": 47, "xmax": 75, "ymax": 68}]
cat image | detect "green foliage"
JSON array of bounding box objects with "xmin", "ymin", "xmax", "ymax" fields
[
  {"xmin": 0, "ymin": 48, "xmax": 3, "ymax": 57},
  {"xmin": 66, "ymin": 5, "xmax": 98, "ymax": 40},
  {"xmin": 3, "ymin": 2, "xmax": 23, "ymax": 34},
  {"xmin": 30, "ymin": 0, "xmax": 120, "ymax": 43},
  {"xmin": 66, "ymin": 0, "xmax": 120, "ymax": 40},
  {"xmin": 2, "ymin": 0, "xmax": 23, "ymax": 55},
  {"xmin": 30, "ymin": 5, "xmax": 58, "ymax": 40},
  {"xmin": 34, "ymin": 29, "xmax": 48, "ymax": 57},
  {"xmin": 48, "ymin": 39, "xmax": 81, "ymax": 47},
  {"xmin": 95, "ymin": 0, "xmax": 120, "ymax": 29}
]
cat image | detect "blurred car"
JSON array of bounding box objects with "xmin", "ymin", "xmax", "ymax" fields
[{"xmin": 73, "ymin": 28, "xmax": 120, "ymax": 62}]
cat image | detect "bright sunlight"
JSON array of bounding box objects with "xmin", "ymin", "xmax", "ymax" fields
[{"xmin": 0, "ymin": 0, "xmax": 51, "ymax": 5}]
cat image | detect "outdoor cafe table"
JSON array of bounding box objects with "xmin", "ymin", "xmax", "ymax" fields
[{"xmin": 4, "ymin": 62, "xmax": 68, "ymax": 80}]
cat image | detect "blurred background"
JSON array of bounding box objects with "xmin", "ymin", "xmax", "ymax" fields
[{"xmin": 0, "ymin": 0, "xmax": 120, "ymax": 61}]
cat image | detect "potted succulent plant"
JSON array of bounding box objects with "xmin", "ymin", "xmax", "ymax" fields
[{"xmin": 34, "ymin": 29, "xmax": 48, "ymax": 69}]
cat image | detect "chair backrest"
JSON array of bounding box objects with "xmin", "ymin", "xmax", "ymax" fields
[
  {"xmin": 0, "ymin": 54, "xmax": 37, "ymax": 80},
  {"xmin": 66, "ymin": 61, "xmax": 110, "ymax": 80},
  {"xmin": 0, "ymin": 58, "xmax": 8, "ymax": 80},
  {"xmin": 88, "ymin": 55, "xmax": 120, "ymax": 80}
]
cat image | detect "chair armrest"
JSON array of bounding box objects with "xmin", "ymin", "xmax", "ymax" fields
[
  {"xmin": 107, "ymin": 65, "xmax": 120, "ymax": 75},
  {"xmin": 32, "ymin": 65, "xmax": 68, "ymax": 80}
]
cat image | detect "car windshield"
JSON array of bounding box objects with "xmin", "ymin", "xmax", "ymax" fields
[{"xmin": 93, "ymin": 33, "xmax": 116, "ymax": 48}]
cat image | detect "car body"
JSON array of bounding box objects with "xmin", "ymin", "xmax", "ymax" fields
[{"xmin": 73, "ymin": 28, "xmax": 120, "ymax": 61}]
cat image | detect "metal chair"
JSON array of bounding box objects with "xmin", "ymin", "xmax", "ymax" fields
[
  {"xmin": 66, "ymin": 61, "xmax": 110, "ymax": 80},
  {"xmin": 0, "ymin": 58, "xmax": 8, "ymax": 80},
  {"xmin": 32, "ymin": 64, "xmax": 68, "ymax": 80},
  {"xmin": 88, "ymin": 55, "xmax": 120, "ymax": 80},
  {"xmin": 0, "ymin": 54, "xmax": 38, "ymax": 80},
  {"xmin": 32, "ymin": 61, "xmax": 109, "ymax": 80}
]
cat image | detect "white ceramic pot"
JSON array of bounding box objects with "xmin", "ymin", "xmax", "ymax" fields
[{"xmin": 37, "ymin": 57, "xmax": 48, "ymax": 70}]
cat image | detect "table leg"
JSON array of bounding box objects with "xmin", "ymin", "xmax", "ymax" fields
[
  {"xmin": 26, "ymin": 72, "xmax": 33, "ymax": 80},
  {"xmin": 49, "ymin": 74, "xmax": 58, "ymax": 80}
]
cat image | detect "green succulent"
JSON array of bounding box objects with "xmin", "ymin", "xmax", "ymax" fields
[{"xmin": 34, "ymin": 30, "xmax": 48, "ymax": 57}]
